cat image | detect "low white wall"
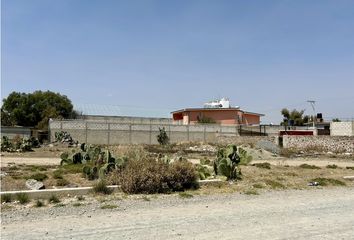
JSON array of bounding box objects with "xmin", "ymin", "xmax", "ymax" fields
[{"xmin": 330, "ymin": 122, "xmax": 354, "ymax": 136}]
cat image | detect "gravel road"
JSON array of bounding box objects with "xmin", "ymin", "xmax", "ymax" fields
[{"xmin": 1, "ymin": 187, "xmax": 354, "ymax": 239}]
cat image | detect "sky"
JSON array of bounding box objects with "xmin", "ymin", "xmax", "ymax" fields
[{"xmin": 2, "ymin": 0, "xmax": 354, "ymax": 123}]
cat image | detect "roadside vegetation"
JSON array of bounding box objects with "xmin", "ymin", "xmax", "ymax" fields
[{"xmin": 1, "ymin": 131, "xmax": 353, "ymax": 209}]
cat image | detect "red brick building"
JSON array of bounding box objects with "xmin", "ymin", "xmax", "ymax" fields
[{"xmin": 171, "ymin": 108, "xmax": 264, "ymax": 125}]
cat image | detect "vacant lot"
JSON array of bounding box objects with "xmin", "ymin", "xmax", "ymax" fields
[
  {"xmin": 1, "ymin": 187, "xmax": 354, "ymax": 240},
  {"xmin": 1, "ymin": 143, "xmax": 354, "ymax": 191},
  {"xmin": 2, "ymin": 143, "xmax": 354, "ymax": 239}
]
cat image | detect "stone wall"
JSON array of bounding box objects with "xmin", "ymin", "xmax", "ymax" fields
[{"xmin": 282, "ymin": 135, "xmax": 354, "ymax": 153}]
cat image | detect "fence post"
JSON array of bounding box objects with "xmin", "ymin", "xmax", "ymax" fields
[
  {"xmin": 203, "ymin": 125, "xmax": 206, "ymax": 142},
  {"xmin": 168, "ymin": 124, "xmax": 171, "ymax": 143},
  {"xmin": 129, "ymin": 124, "xmax": 132, "ymax": 144},
  {"xmin": 187, "ymin": 125, "xmax": 190, "ymax": 141},
  {"xmin": 149, "ymin": 124, "xmax": 152, "ymax": 144},
  {"xmin": 85, "ymin": 122, "xmax": 88, "ymax": 143},
  {"xmin": 107, "ymin": 123, "xmax": 110, "ymax": 145}
]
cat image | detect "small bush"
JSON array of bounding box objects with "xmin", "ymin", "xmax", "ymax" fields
[
  {"xmin": 92, "ymin": 180, "xmax": 112, "ymax": 195},
  {"xmin": 311, "ymin": 178, "xmax": 346, "ymax": 186},
  {"xmin": 167, "ymin": 161, "xmax": 199, "ymax": 191},
  {"xmin": 346, "ymin": 166, "xmax": 354, "ymax": 170},
  {"xmin": 28, "ymin": 173, "xmax": 48, "ymax": 181},
  {"xmin": 73, "ymin": 202, "xmax": 82, "ymax": 207},
  {"xmin": 299, "ymin": 164, "xmax": 321, "ymax": 169},
  {"xmin": 53, "ymin": 170, "xmax": 64, "ymax": 179},
  {"xmin": 28, "ymin": 165, "xmax": 48, "ymax": 172},
  {"xmin": 35, "ymin": 200, "xmax": 45, "ymax": 207},
  {"xmin": 100, "ymin": 204, "xmax": 118, "ymax": 209},
  {"xmin": 178, "ymin": 192, "xmax": 193, "ymax": 198},
  {"xmin": 252, "ymin": 183, "xmax": 264, "ymax": 189},
  {"xmin": 54, "ymin": 203, "xmax": 66, "ymax": 207},
  {"xmin": 264, "ymin": 179, "xmax": 285, "ymax": 189},
  {"xmin": 252, "ymin": 162, "xmax": 271, "ymax": 169},
  {"xmin": 16, "ymin": 193, "xmax": 30, "ymax": 204},
  {"xmin": 8, "ymin": 166, "xmax": 19, "ymax": 171},
  {"xmin": 1, "ymin": 194, "xmax": 12, "ymax": 203},
  {"xmin": 326, "ymin": 164, "xmax": 338, "ymax": 169},
  {"xmin": 244, "ymin": 189, "xmax": 259, "ymax": 195},
  {"xmin": 117, "ymin": 159, "xmax": 198, "ymax": 194},
  {"xmin": 49, "ymin": 195, "xmax": 60, "ymax": 203},
  {"xmin": 157, "ymin": 127, "xmax": 169, "ymax": 145},
  {"xmin": 56, "ymin": 178, "xmax": 70, "ymax": 186}
]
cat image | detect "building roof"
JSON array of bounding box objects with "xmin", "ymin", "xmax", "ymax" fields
[
  {"xmin": 74, "ymin": 104, "xmax": 170, "ymax": 118},
  {"xmin": 243, "ymin": 111, "xmax": 265, "ymax": 116},
  {"xmin": 171, "ymin": 108, "xmax": 264, "ymax": 116}
]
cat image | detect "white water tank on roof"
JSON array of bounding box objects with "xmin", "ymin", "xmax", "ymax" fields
[
  {"xmin": 204, "ymin": 97, "xmax": 230, "ymax": 108},
  {"xmin": 219, "ymin": 98, "xmax": 230, "ymax": 108}
]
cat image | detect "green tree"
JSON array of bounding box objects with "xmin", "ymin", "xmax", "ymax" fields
[
  {"xmin": 281, "ymin": 108, "xmax": 309, "ymax": 126},
  {"xmin": 1, "ymin": 91, "xmax": 76, "ymax": 129}
]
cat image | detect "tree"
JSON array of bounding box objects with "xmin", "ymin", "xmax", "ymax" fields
[
  {"xmin": 1, "ymin": 91, "xmax": 76, "ymax": 129},
  {"xmin": 332, "ymin": 118, "xmax": 341, "ymax": 122},
  {"xmin": 281, "ymin": 108, "xmax": 310, "ymax": 126}
]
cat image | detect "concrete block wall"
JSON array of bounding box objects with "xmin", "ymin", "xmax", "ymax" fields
[
  {"xmin": 78, "ymin": 115, "xmax": 172, "ymax": 124},
  {"xmin": 49, "ymin": 120, "xmax": 241, "ymax": 144},
  {"xmin": 282, "ymin": 136, "xmax": 354, "ymax": 153},
  {"xmin": 331, "ymin": 122, "xmax": 354, "ymax": 136},
  {"xmin": 1, "ymin": 127, "xmax": 32, "ymax": 139}
]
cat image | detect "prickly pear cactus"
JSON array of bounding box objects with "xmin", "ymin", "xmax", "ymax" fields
[
  {"xmin": 238, "ymin": 147, "xmax": 252, "ymax": 165},
  {"xmin": 214, "ymin": 144, "xmax": 241, "ymax": 180}
]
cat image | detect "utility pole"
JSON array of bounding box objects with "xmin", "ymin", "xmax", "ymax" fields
[{"xmin": 307, "ymin": 100, "xmax": 316, "ymax": 129}]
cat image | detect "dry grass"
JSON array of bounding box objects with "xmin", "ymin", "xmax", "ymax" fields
[
  {"xmin": 195, "ymin": 164, "xmax": 353, "ymax": 195},
  {"xmin": 252, "ymin": 162, "xmax": 271, "ymax": 169},
  {"xmin": 299, "ymin": 164, "xmax": 321, "ymax": 169},
  {"xmin": 1, "ymin": 164, "xmax": 92, "ymax": 191},
  {"xmin": 243, "ymin": 189, "xmax": 259, "ymax": 195},
  {"xmin": 100, "ymin": 204, "xmax": 118, "ymax": 209},
  {"xmin": 179, "ymin": 192, "xmax": 194, "ymax": 198},
  {"xmin": 2, "ymin": 144, "xmax": 353, "ymax": 196}
]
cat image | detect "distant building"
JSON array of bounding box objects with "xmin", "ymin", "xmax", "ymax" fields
[{"xmin": 171, "ymin": 98, "xmax": 264, "ymax": 125}]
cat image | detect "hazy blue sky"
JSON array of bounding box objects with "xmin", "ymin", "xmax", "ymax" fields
[{"xmin": 2, "ymin": 0, "xmax": 354, "ymax": 123}]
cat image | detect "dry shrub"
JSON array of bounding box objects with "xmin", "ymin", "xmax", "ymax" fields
[
  {"xmin": 167, "ymin": 160, "xmax": 199, "ymax": 191},
  {"xmin": 110, "ymin": 145, "xmax": 148, "ymax": 161},
  {"xmin": 114, "ymin": 159, "xmax": 198, "ymax": 194}
]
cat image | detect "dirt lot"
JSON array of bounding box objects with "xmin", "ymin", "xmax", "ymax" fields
[
  {"xmin": 1, "ymin": 143, "xmax": 354, "ymax": 191},
  {"xmin": 1, "ymin": 144, "xmax": 354, "ymax": 239},
  {"xmin": 1, "ymin": 187, "xmax": 354, "ymax": 240}
]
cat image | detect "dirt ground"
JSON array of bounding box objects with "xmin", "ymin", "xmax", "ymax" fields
[
  {"xmin": 1, "ymin": 144, "xmax": 354, "ymax": 239},
  {"xmin": 1, "ymin": 187, "xmax": 354, "ymax": 240},
  {"xmin": 1, "ymin": 144, "xmax": 354, "ymax": 191}
]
